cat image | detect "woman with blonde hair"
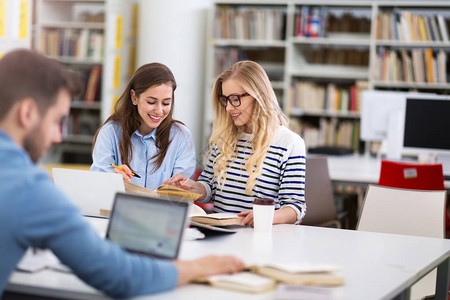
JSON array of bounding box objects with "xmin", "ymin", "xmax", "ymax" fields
[
  {"xmin": 91, "ymin": 63, "xmax": 196, "ymax": 190},
  {"xmin": 165, "ymin": 60, "xmax": 306, "ymax": 225}
]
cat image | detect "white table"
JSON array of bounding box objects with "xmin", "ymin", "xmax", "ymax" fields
[{"xmin": 6, "ymin": 221, "xmax": 450, "ymax": 300}]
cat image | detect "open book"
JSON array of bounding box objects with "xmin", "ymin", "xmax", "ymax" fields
[
  {"xmin": 194, "ymin": 272, "xmax": 276, "ymax": 293},
  {"xmin": 193, "ymin": 263, "xmax": 343, "ymax": 294},
  {"xmin": 124, "ymin": 181, "xmax": 202, "ymax": 200},
  {"xmin": 189, "ymin": 204, "xmax": 244, "ymax": 226},
  {"xmin": 124, "ymin": 181, "xmax": 243, "ymax": 226},
  {"xmin": 247, "ymin": 263, "xmax": 344, "ymax": 286}
]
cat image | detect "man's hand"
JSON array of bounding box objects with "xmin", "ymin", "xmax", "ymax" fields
[{"xmin": 173, "ymin": 255, "xmax": 245, "ymax": 285}]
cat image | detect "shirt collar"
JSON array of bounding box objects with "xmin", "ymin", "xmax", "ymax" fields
[
  {"xmin": 133, "ymin": 128, "xmax": 157, "ymax": 140},
  {"xmin": 0, "ymin": 128, "xmax": 33, "ymax": 164}
]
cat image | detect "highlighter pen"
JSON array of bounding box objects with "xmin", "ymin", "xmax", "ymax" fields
[{"xmin": 110, "ymin": 164, "xmax": 141, "ymax": 178}]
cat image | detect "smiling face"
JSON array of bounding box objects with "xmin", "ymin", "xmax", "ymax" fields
[
  {"xmin": 131, "ymin": 83, "xmax": 173, "ymax": 136},
  {"xmin": 221, "ymin": 79, "xmax": 255, "ymax": 133}
]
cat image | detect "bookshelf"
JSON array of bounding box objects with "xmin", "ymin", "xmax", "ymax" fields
[
  {"xmin": 34, "ymin": 0, "xmax": 138, "ymax": 163},
  {"xmin": 0, "ymin": 0, "xmax": 33, "ymax": 56},
  {"xmin": 203, "ymin": 2, "xmax": 288, "ymax": 153},
  {"xmin": 204, "ymin": 1, "xmax": 450, "ymax": 155},
  {"xmin": 373, "ymin": 3, "xmax": 450, "ymax": 91}
]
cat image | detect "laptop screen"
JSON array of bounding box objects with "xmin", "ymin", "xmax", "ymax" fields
[{"xmin": 106, "ymin": 192, "xmax": 189, "ymax": 259}]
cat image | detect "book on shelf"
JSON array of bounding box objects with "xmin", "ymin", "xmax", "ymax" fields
[
  {"xmin": 214, "ymin": 6, "xmax": 285, "ymax": 40},
  {"xmin": 193, "ymin": 272, "xmax": 276, "ymax": 294},
  {"xmin": 248, "ymin": 263, "xmax": 344, "ymax": 287},
  {"xmin": 67, "ymin": 111, "xmax": 99, "ymax": 136},
  {"xmin": 437, "ymin": 15, "xmax": 449, "ymax": 42},
  {"xmin": 377, "ymin": 10, "xmax": 449, "ymax": 42},
  {"xmin": 376, "ymin": 47, "xmax": 447, "ymax": 84},
  {"xmin": 293, "ymin": 117, "xmax": 360, "ymax": 152},
  {"xmin": 425, "ymin": 48, "xmax": 435, "ymax": 83},
  {"xmin": 84, "ymin": 65, "xmax": 102, "ymax": 102},
  {"xmin": 39, "ymin": 28, "xmax": 105, "ymax": 60},
  {"xmin": 295, "ymin": 6, "xmax": 328, "ymax": 38},
  {"xmin": 289, "ymin": 80, "xmax": 367, "ymax": 113}
]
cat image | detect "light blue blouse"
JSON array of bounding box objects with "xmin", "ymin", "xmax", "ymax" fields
[{"xmin": 91, "ymin": 121, "xmax": 196, "ymax": 190}]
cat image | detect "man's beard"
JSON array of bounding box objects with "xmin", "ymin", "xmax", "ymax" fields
[{"xmin": 23, "ymin": 125, "xmax": 45, "ymax": 163}]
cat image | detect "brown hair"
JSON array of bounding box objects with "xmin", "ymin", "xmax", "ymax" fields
[
  {"xmin": 93, "ymin": 62, "xmax": 182, "ymax": 171},
  {"xmin": 0, "ymin": 49, "xmax": 82, "ymax": 120}
]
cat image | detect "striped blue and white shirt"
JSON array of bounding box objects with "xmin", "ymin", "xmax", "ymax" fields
[{"xmin": 198, "ymin": 126, "xmax": 306, "ymax": 224}]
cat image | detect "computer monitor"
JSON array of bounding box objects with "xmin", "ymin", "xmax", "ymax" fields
[
  {"xmin": 360, "ymin": 90, "xmax": 407, "ymax": 159},
  {"xmin": 402, "ymin": 94, "xmax": 450, "ymax": 157}
]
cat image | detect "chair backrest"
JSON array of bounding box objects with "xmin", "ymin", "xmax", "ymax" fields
[
  {"xmin": 357, "ymin": 185, "xmax": 446, "ymax": 238},
  {"xmin": 302, "ymin": 156, "xmax": 337, "ymax": 225},
  {"xmin": 378, "ymin": 160, "xmax": 445, "ymax": 190}
]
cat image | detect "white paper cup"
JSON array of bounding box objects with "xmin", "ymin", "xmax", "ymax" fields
[{"xmin": 253, "ymin": 198, "xmax": 275, "ymax": 232}]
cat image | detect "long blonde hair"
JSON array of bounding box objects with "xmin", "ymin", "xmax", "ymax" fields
[{"xmin": 208, "ymin": 60, "xmax": 288, "ymax": 194}]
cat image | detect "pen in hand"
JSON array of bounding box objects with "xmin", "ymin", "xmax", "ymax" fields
[{"xmin": 110, "ymin": 164, "xmax": 141, "ymax": 178}]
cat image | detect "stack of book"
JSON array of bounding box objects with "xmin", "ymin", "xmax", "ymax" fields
[
  {"xmin": 289, "ymin": 80, "xmax": 368, "ymax": 113},
  {"xmin": 214, "ymin": 6, "xmax": 286, "ymax": 40},
  {"xmin": 376, "ymin": 10, "xmax": 449, "ymax": 42},
  {"xmin": 375, "ymin": 47, "xmax": 447, "ymax": 84}
]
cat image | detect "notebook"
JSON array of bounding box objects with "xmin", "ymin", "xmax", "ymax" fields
[
  {"xmin": 52, "ymin": 168, "xmax": 125, "ymax": 218},
  {"xmin": 106, "ymin": 192, "xmax": 190, "ymax": 259}
]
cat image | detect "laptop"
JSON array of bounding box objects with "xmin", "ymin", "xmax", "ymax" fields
[
  {"xmin": 52, "ymin": 168, "xmax": 125, "ymax": 218},
  {"xmin": 106, "ymin": 192, "xmax": 190, "ymax": 259}
]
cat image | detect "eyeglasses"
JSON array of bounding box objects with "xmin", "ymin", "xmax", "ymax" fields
[{"xmin": 218, "ymin": 92, "xmax": 249, "ymax": 107}]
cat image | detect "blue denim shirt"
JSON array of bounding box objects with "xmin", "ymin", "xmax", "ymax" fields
[{"xmin": 91, "ymin": 121, "xmax": 196, "ymax": 190}]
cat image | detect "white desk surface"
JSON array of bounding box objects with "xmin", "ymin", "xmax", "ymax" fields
[
  {"xmin": 6, "ymin": 219, "xmax": 450, "ymax": 300},
  {"xmin": 326, "ymin": 154, "xmax": 450, "ymax": 189}
]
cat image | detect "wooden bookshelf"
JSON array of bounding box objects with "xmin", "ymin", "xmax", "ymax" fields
[
  {"xmin": 33, "ymin": 0, "xmax": 138, "ymax": 163},
  {"xmin": 204, "ymin": 1, "xmax": 450, "ymax": 154},
  {"xmin": 0, "ymin": 0, "xmax": 33, "ymax": 56}
]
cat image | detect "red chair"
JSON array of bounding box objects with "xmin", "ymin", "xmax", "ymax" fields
[{"xmin": 378, "ymin": 160, "xmax": 449, "ymax": 236}]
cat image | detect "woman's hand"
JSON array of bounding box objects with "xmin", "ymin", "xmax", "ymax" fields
[
  {"xmin": 238, "ymin": 206, "xmax": 298, "ymax": 226},
  {"xmin": 164, "ymin": 174, "xmax": 207, "ymax": 200},
  {"xmin": 237, "ymin": 210, "xmax": 254, "ymax": 227},
  {"xmin": 112, "ymin": 164, "xmax": 133, "ymax": 182}
]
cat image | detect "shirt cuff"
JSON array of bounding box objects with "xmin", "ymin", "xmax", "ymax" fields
[
  {"xmin": 197, "ymin": 181, "xmax": 212, "ymax": 203},
  {"xmin": 285, "ymin": 204, "xmax": 304, "ymax": 225}
]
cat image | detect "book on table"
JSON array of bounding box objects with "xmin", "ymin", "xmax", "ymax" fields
[
  {"xmin": 123, "ymin": 181, "xmax": 202, "ymax": 200},
  {"xmin": 189, "ymin": 204, "xmax": 244, "ymax": 226},
  {"xmin": 124, "ymin": 181, "xmax": 244, "ymax": 226},
  {"xmin": 193, "ymin": 272, "xmax": 276, "ymax": 293},
  {"xmin": 247, "ymin": 263, "xmax": 344, "ymax": 287},
  {"xmin": 193, "ymin": 263, "xmax": 343, "ymax": 293}
]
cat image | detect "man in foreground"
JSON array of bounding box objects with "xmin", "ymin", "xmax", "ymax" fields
[{"xmin": 0, "ymin": 49, "xmax": 243, "ymax": 298}]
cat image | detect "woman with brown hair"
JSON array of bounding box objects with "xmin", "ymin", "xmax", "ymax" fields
[{"xmin": 91, "ymin": 63, "xmax": 196, "ymax": 190}]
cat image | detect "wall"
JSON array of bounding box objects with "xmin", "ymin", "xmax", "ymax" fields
[{"xmin": 137, "ymin": 0, "xmax": 213, "ymax": 166}]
